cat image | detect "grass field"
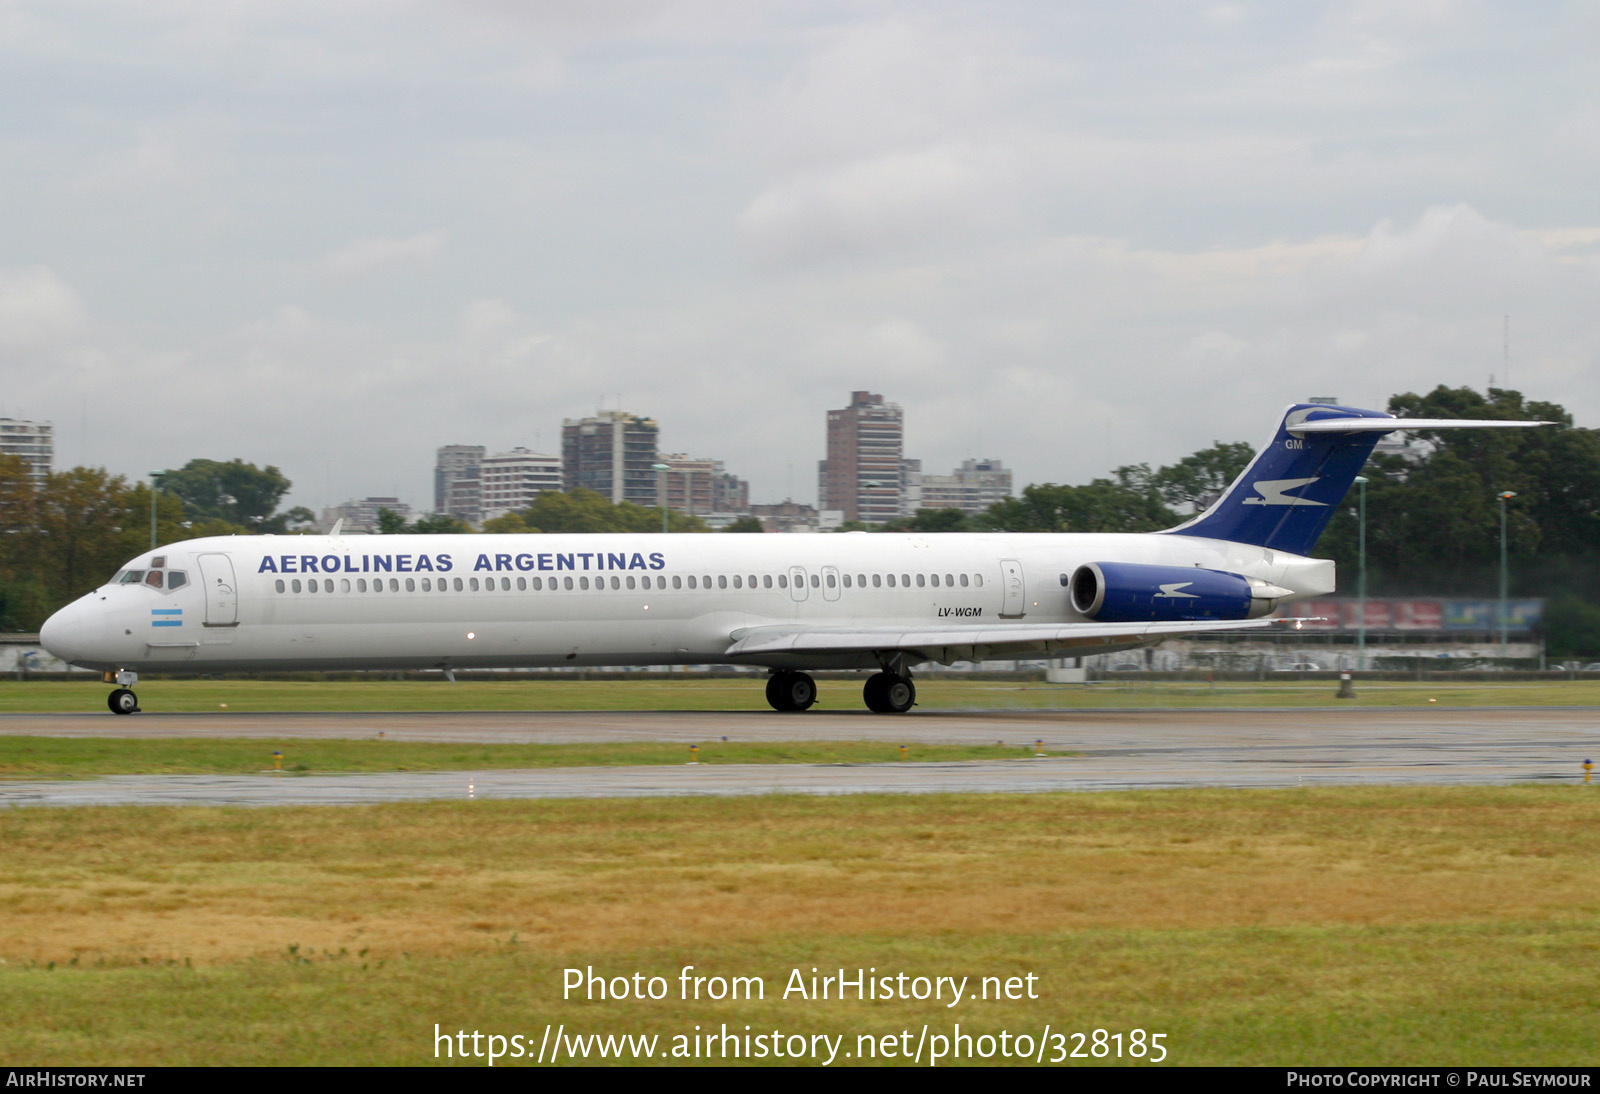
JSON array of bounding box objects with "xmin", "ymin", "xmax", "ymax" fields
[
  {"xmin": 7, "ymin": 676, "xmax": 1600, "ymax": 713},
  {"xmin": 0, "ymin": 737, "xmax": 1047, "ymax": 778},
  {"xmin": 2, "ymin": 786, "xmax": 1597, "ymax": 1066}
]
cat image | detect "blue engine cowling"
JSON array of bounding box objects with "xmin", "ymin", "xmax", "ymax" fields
[{"xmin": 1069, "ymin": 562, "xmax": 1258, "ymax": 622}]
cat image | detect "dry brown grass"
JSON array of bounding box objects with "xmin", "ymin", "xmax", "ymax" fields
[{"xmin": 2, "ymin": 787, "xmax": 1596, "ymax": 967}]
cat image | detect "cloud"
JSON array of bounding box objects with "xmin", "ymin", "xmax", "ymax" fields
[
  {"xmin": 0, "ymin": 267, "xmax": 89, "ymax": 349},
  {"xmin": 320, "ymin": 232, "xmax": 448, "ymax": 279}
]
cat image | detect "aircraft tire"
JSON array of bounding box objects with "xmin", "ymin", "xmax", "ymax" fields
[
  {"xmin": 883, "ymin": 675, "xmax": 915, "ymax": 713},
  {"xmin": 767, "ymin": 671, "xmax": 817, "ymax": 712},
  {"xmin": 108, "ymin": 688, "xmax": 139, "ymax": 715},
  {"xmin": 863, "ymin": 673, "xmax": 890, "ymax": 712}
]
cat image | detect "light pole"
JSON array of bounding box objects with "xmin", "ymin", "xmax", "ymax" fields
[
  {"xmin": 652, "ymin": 463, "xmax": 671, "ymax": 533},
  {"xmin": 1354, "ymin": 476, "xmax": 1368, "ymax": 670},
  {"xmin": 1498, "ymin": 490, "xmax": 1517, "ymax": 661},
  {"xmin": 149, "ymin": 472, "xmax": 164, "ymax": 550}
]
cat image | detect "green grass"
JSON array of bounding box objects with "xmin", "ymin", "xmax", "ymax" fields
[
  {"xmin": 0, "ymin": 787, "xmax": 1596, "ymax": 1065},
  {"xmin": 7, "ymin": 676, "xmax": 1600, "ymax": 713},
  {"xmin": 0, "ymin": 737, "xmax": 1052, "ymax": 778}
]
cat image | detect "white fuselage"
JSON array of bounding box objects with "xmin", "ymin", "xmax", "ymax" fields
[{"xmin": 40, "ymin": 531, "xmax": 1334, "ymax": 674}]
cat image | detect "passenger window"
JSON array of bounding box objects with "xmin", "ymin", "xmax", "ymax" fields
[
  {"xmin": 275, "ymin": 579, "xmax": 286, "ymax": 593},
  {"xmin": 810, "ymin": 574, "xmax": 819, "ymax": 588},
  {"xmin": 842, "ymin": 574, "xmax": 851, "ymax": 588},
  {"xmin": 886, "ymin": 574, "xmax": 896, "ymax": 588},
  {"xmin": 517, "ymin": 577, "xmax": 527, "ymax": 591},
  {"xmin": 901, "ymin": 574, "xmax": 910, "ymax": 586},
  {"xmin": 687, "ymin": 576, "xmax": 697, "ymax": 589},
  {"xmin": 470, "ymin": 577, "xmax": 480, "ymax": 591},
  {"xmin": 405, "ymin": 578, "xmax": 415, "ymax": 592},
  {"xmin": 778, "ymin": 574, "xmax": 787, "ymax": 589},
  {"xmin": 672, "ymin": 575, "xmax": 682, "ymax": 589},
  {"xmin": 732, "ymin": 575, "xmax": 742, "ymax": 589},
  {"xmin": 718, "ymin": 575, "xmax": 728, "ymax": 589},
  {"xmin": 960, "ymin": 574, "xmax": 969, "ymax": 587},
  {"xmin": 579, "ymin": 577, "xmax": 589, "ymax": 590},
  {"xmin": 857, "ymin": 573, "xmax": 866, "ymax": 586},
  {"xmin": 825, "ymin": 573, "xmax": 836, "ymax": 588},
  {"xmin": 292, "ymin": 579, "xmax": 303, "ymax": 593},
  {"xmin": 974, "ymin": 574, "xmax": 983, "ymax": 588},
  {"xmin": 609, "ymin": 576, "xmax": 619, "ymax": 590},
  {"xmin": 703, "ymin": 575, "xmax": 711, "ymax": 588},
  {"xmin": 420, "ymin": 578, "xmax": 431, "ymax": 591},
  {"xmin": 916, "ymin": 574, "xmax": 926, "ymax": 587},
  {"xmin": 930, "ymin": 574, "xmax": 939, "ymax": 587},
  {"xmin": 873, "ymin": 574, "xmax": 882, "ymax": 587},
  {"xmin": 307, "ymin": 579, "xmax": 317, "ymax": 594},
  {"xmin": 945, "ymin": 573, "xmax": 954, "ymax": 586},
  {"xmin": 342, "ymin": 579, "xmax": 353, "ymax": 592},
  {"xmin": 454, "ymin": 578, "xmax": 464, "ymax": 591},
  {"xmin": 389, "ymin": 579, "xmax": 400, "ymax": 592},
  {"xmin": 626, "ymin": 576, "xmax": 636, "ymax": 590},
  {"xmin": 532, "ymin": 577, "xmax": 542, "ymax": 590},
  {"xmin": 763, "ymin": 575, "xmax": 773, "ymax": 589},
  {"xmin": 563, "ymin": 577, "xmax": 574, "ymax": 590}
]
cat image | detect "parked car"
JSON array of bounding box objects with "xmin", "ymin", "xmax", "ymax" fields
[{"xmin": 1274, "ymin": 661, "xmax": 1323, "ymax": 672}]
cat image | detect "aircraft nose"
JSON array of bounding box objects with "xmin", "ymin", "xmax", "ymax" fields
[{"xmin": 40, "ymin": 601, "xmax": 86, "ymax": 664}]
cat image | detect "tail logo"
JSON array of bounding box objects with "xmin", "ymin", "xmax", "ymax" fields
[
  {"xmin": 1242, "ymin": 477, "xmax": 1327, "ymax": 507},
  {"xmin": 1155, "ymin": 582, "xmax": 1199, "ymax": 599}
]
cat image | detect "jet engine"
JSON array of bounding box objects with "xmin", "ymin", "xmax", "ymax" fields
[{"xmin": 1069, "ymin": 561, "xmax": 1282, "ymax": 622}]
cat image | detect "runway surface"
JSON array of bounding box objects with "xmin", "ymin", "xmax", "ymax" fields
[{"xmin": 3, "ymin": 706, "xmax": 1596, "ymax": 807}]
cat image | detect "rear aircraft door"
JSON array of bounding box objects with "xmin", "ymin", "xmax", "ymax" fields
[
  {"xmin": 998, "ymin": 558, "xmax": 1026, "ymax": 618},
  {"xmin": 197, "ymin": 553, "xmax": 239, "ymax": 627},
  {"xmin": 788, "ymin": 566, "xmax": 809, "ymax": 602}
]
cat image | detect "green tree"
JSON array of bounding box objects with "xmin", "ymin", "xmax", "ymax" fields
[
  {"xmin": 876, "ymin": 508, "xmax": 972, "ymax": 533},
  {"xmin": 978, "ymin": 466, "xmax": 1176, "ymax": 533},
  {"xmin": 519, "ymin": 489, "xmax": 707, "ymax": 534},
  {"xmin": 1155, "ymin": 441, "xmax": 1255, "ymax": 512},
  {"xmin": 722, "ymin": 515, "xmax": 765, "ymax": 533},
  {"xmin": 158, "ymin": 459, "xmax": 295, "ymax": 530}
]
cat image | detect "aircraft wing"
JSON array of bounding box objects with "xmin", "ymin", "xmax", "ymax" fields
[{"xmin": 724, "ymin": 616, "xmax": 1306, "ymax": 662}]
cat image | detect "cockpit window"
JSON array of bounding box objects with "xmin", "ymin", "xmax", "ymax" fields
[
  {"xmin": 151, "ymin": 556, "xmax": 166, "ymax": 569},
  {"xmin": 111, "ymin": 568, "xmax": 188, "ymax": 590},
  {"xmin": 145, "ymin": 572, "xmax": 164, "ymax": 588},
  {"xmin": 116, "ymin": 570, "xmax": 146, "ymax": 584},
  {"xmin": 167, "ymin": 572, "xmax": 188, "ymax": 591}
]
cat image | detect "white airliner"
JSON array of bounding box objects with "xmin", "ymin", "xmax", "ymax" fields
[{"xmin": 40, "ymin": 403, "xmax": 1544, "ymax": 714}]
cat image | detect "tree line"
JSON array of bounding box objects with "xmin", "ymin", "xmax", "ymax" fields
[{"xmin": 4, "ymin": 385, "xmax": 1599, "ymax": 654}]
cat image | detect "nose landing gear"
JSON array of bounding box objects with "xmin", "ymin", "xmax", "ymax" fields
[{"xmin": 105, "ymin": 670, "xmax": 140, "ymax": 715}]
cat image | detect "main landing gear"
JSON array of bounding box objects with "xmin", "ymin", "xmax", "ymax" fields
[
  {"xmin": 863, "ymin": 671, "xmax": 916, "ymax": 714},
  {"xmin": 763, "ymin": 669, "xmax": 917, "ymax": 713},
  {"xmin": 106, "ymin": 670, "xmax": 140, "ymax": 715},
  {"xmin": 765, "ymin": 671, "xmax": 818, "ymax": 712}
]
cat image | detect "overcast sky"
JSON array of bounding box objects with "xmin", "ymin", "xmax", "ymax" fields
[{"xmin": 2, "ymin": 1, "xmax": 1596, "ymax": 515}]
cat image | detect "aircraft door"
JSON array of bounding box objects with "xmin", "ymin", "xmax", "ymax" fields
[
  {"xmin": 788, "ymin": 566, "xmax": 809, "ymax": 602},
  {"xmin": 821, "ymin": 565, "xmax": 841, "ymax": 602},
  {"xmin": 197, "ymin": 553, "xmax": 240, "ymax": 627},
  {"xmin": 998, "ymin": 558, "xmax": 1026, "ymax": 618}
]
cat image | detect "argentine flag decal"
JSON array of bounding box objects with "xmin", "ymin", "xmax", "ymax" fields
[{"xmin": 151, "ymin": 608, "xmax": 183, "ymax": 628}]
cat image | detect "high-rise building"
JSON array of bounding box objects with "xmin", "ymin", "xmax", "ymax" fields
[
  {"xmin": 657, "ymin": 454, "xmax": 750, "ymax": 517},
  {"xmin": 0, "ymin": 418, "xmax": 53, "ymax": 483},
  {"xmin": 480, "ymin": 448, "xmax": 562, "ymax": 521},
  {"xmin": 818, "ymin": 392, "xmax": 904, "ymax": 524},
  {"xmin": 561, "ymin": 411, "xmax": 660, "ymax": 506},
  {"xmin": 915, "ymin": 458, "xmax": 1013, "ymax": 516},
  {"xmin": 434, "ymin": 444, "xmax": 484, "ymax": 520}
]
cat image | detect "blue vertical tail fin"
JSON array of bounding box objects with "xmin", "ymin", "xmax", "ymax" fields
[
  {"xmin": 1164, "ymin": 403, "xmax": 1551, "ymax": 555},
  {"xmin": 1163, "ymin": 404, "xmax": 1396, "ymax": 555}
]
